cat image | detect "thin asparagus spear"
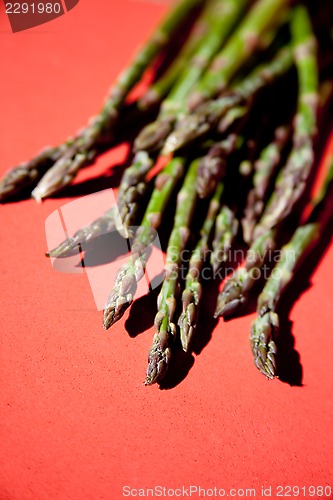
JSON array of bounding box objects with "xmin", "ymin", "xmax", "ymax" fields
[
  {"xmin": 210, "ymin": 206, "xmax": 239, "ymax": 275},
  {"xmin": 241, "ymin": 125, "xmax": 290, "ymax": 244},
  {"xmin": 103, "ymin": 157, "xmax": 185, "ymax": 330},
  {"xmin": 214, "ymin": 229, "xmax": 275, "ymax": 317},
  {"xmin": 162, "ymin": 46, "xmax": 293, "ymax": 155},
  {"xmin": 253, "ymin": 6, "xmax": 319, "ymax": 240},
  {"xmin": 145, "ymin": 159, "xmax": 199, "ymax": 385},
  {"xmin": 134, "ymin": 0, "xmax": 249, "ymax": 154},
  {"xmin": 250, "ymin": 159, "xmax": 333, "ymax": 379},
  {"xmin": 178, "ymin": 181, "xmax": 224, "ymax": 352},
  {"xmin": 250, "ymin": 224, "xmax": 318, "ymax": 378},
  {"xmin": 188, "ymin": 0, "xmax": 291, "ymax": 110},
  {"xmin": 22, "ymin": 0, "xmax": 203, "ymax": 202}
]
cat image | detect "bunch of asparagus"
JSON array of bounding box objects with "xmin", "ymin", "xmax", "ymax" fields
[{"xmin": 2, "ymin": 0, "xmax": 332, "ymax": 385}]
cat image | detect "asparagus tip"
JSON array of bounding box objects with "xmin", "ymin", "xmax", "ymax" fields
[{"xmin": 250, "ymin": 311, "xmax": 279, "ymax": 379}]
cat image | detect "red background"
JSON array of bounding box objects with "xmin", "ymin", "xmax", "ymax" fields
[{"xmin": 0, "ymin": 1, "xmax": 332, "ymax": 498}]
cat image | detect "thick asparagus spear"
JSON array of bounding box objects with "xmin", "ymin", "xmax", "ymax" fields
[
  {"xmin": 210, "ymin": 206, "xmax": 239, "ymax": 275},
  {"xmin": 162, "ymin": 46, "xmax": 293, "ymax": 155},
  {"xmin": 3, "ymin": 0, "xmax": 202, "ymax": 202},
  {"xmin": 178, "ymin": 181, "xmax": 224, "ymax": 352},
  {"xmin": 241, "ymin": 125, "xmax": 290, "ymax": 244},
  {"xmin": 103, "ymin": 157, "xmax": 185, "ymax": 330},
  {"xmin": 253, "ymin": 6, "xmax": 319, "ymax": 240},
  {"xmin": 214, "ymin": 229, "xmax": 275, "ymax": 317},
  {"xmin": 145, "ymin": 158, "xmax": 199, "ymax": 385},
  {"xmin": 134, "ymin": 0, "xmax": 249, "ymax": 154},
  {"xmin": 188, "ymin": 0, "xmax": 291, "ymax": 110},
  {"xmin": 251, "ymin": 158, "xmax": 333, "ymax": 378}
]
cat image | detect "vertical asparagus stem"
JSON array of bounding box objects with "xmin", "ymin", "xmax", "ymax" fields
[
  {"xmin": 178, "ymin": 182, "xmax": 224, "ymax": 351},
  {"xmin": 145, "ymin": 158, "xmax": 199, "ymax": 385}
]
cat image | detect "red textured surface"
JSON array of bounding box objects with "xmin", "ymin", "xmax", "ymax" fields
[{"xmin": 0, "ymin": 1, "xmax": 332, "ymax": 499}]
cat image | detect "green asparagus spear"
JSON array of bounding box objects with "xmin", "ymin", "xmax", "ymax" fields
[
  {"xmin": 145, "ymin": 158, "xmax": 199, "ymax": 385},
  {"xmin": 162, "ymin": 46, "xmax": 293, "ymax": 155},
  {"xmin": 214, "ymin": 229, "xmax": 275, "ymax": 317},
  {"xmin": 253, "ymin": 6, "xmax": 319, "ymax": 240},
  {"xmin": 188, "ymin": 0, "xmax": 290, "ymax": 110},
  {"xmin": 250, "ymin": 223, "xmax": 318, "ymax": 378},
  {"xmin": 13, "ymin": 0, "xmax": 203, "ymax": 202},
  {"xmin": 134, "ymin": 0, "xmax": 249, "ymax": 154},
  {"xmin": 241, "ymin": 125, "xmax": 290, "ymax": 244},
  {"xmin": 103, "ymin": 157, "xmax": 185, "ymax": 330},
  {"xmin": 178, "ymin": 181, "xmax": 224, "ymax": 352}
]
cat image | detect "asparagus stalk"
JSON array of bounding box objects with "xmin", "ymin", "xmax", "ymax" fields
[
  {"xmin": 188, "ymin": 0, "xmax": 291, "ymax": 110},
  {"xmin": 145, "ymin": 158, "xmax": 199, "ymax": 385},
  {"xmin": 210, "ymin": 206, "xmax": 239, "ymax": 275},
  {"xmin": 241, "ymin": 125, "xmax": 290, "ymax": 244},
  {"xmin": 3, "ymin": 0, "xmax": 203, "ymax": 202},
  {"xmin": 134, "ymin": 0, "xmax": 249, "ymax": 154},
  {"xmin": 103, "ymin": 157, "xmax": 185, "ymax": 330},
  {"xmin": 46, "ymin": 207, "xmax": 118, "ymax": 259},
  {"xmin": 250, "ymin": 159, "xmax": 333, "ymax": 379},
  {"xmin": 214, "ymin": 229, "xmax": 275, "ymax": 317},
  {"xmin": 162, "ymin": 46, "xmax": 293, "ymax": 155},
  {"xmin": 178, "ymin": 181, "xmax": 224, "ymax": 352},
  {"xmin": 253, "ymin": 6, "xmax": 319, "ymax": 240}
]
